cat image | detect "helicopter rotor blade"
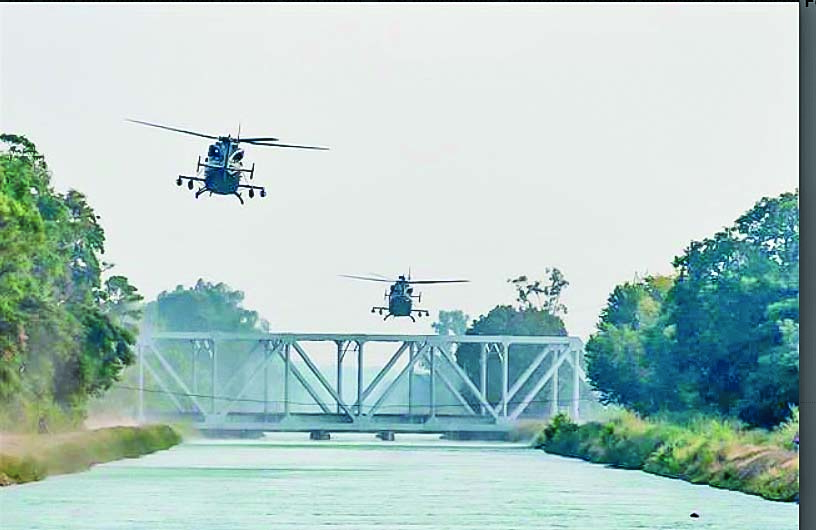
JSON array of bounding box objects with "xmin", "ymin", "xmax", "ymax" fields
[
  {"xmin": 339, "ymin": 274, "xmax": 394, "ymax": 283},
  {"xmin": 240, "ymin": 140, "xmax": 329, "ymax": 150},
  {"xmin": 126, "ymin": 119, "xmax": 220, "ymax": 140},
  {"xmin": 236, "ymin": 136, "xmax": 280, "ymax": 142},
  {"xmin": 405, "ymin": 279, "xmax": 470, "ymax": 285}
]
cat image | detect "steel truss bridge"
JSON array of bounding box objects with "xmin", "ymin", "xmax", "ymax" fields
[{"xmin": 136, "ymin": 333, "xmax": 587, "ymax": 438}]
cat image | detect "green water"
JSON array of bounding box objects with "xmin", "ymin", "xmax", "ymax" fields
[{"xmin": 0, "ymin": 434, "xmax": 798, "ymax": 529}]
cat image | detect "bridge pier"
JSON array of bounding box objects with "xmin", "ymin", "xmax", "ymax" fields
[
  {"xmin": 376, "ymin": 431, "xmax": 395, "ymax": 441},
  {"xmin": 309, "ymin": 430, "xmax": 331, "ymax": 441}
]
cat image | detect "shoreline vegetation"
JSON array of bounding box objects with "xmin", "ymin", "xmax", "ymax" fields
[
  {"xmin": 0, "ymin": 424, "xmax": 181, "ymax": 486},
  {"xmin": 531, "ymin": 412, "xmax": 799, "ymax": 503}
]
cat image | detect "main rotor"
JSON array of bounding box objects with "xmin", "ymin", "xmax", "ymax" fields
[
  {"xmin": 340, "ymin": 273, "xmax": 469, "ymax": 285},
  {"xmin": 126, "ymin": 119, "xmax": 329, "ymax": 150}
]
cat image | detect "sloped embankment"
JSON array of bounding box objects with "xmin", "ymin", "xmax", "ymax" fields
[
  {"xmin": 0, "ymin": 424, "xmax": 181, "ymax": 486},
  {"xmin": 535, "ymin": 413, "xmax": 799, "ymax": 502}
]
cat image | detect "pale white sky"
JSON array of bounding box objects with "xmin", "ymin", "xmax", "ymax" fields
[{"xmin": 0, "ymin": 3, "xmax": 798, "ymax": 342}]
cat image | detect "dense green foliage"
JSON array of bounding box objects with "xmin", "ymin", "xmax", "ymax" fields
[
  {"xmin": 431, "ymin": 309, "xmax": 470, "ymax": 336},
  {"xmin": 586, "ymin": 191, "xmax": 799, "ymax": 428},
  {"xmin": 455, "ymin": 270, "xmax": 570, "ymax": 415},
  {"xmin": 143, "ymin": 279, "xmax": 269, "ymax": 334},
  {"xmin": 143, "ymin": 279, "xmax": 271, "ymax": 406},
  {"xmin": 535, "ymin": 411, "xmax": 799, "ymax": 502},
  {"xmin": 0, "ymin": 424, "xmax": 181, "ymax": 485},
  {"xmin": 584, "ymin": 275, "xmax": 675, "ymax": 413},
  {"xmin": 0, "ymin": 135, "xmax": 141, "ymax": 431},
  {"xmin": 96, "ymin": 279, "xmax": 271, "ymax": 415}
]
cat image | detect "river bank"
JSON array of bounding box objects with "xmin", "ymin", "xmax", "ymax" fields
[
  {"xmin": 534, "ymin": 412, "xmax": 799, "ymax": 503},
  {"xmin": 0, "ymin": 424, "xmax": 181, "ymax": 486}
]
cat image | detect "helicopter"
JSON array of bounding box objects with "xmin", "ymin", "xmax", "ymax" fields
[
  {"xmin": 127, "ymin": 119, "xmax": 328, "ymax": 204},
  {"xmin": 341, "ymin": 272, "xmax": 469, "ymax": 322}
]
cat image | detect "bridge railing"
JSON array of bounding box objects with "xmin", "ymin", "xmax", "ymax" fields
[{"xmin": 136, "ymin": 333, "xmax": 586, "ymax": 431}]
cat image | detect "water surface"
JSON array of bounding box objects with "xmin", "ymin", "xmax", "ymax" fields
[{"xmin": 0, "ymin": 434, "xmax": 798, "ymax": 529}]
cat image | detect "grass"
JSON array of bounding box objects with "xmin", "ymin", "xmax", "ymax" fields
[
  {"xmin": 534, "ymin": 409, "xmax": 799, "ymax": 502},
  {"xmin": 0, "ymin": 424, "xmax": 182, "ymax": 486}
]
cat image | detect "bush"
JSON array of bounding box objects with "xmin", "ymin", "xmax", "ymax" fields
[
  {"xmin": 534, "ymin": 411, "xmax": 799, "ymax": 502},
  {"xmin": 0, "ymin": 424, "xmax": 181, "ymax": 485}
]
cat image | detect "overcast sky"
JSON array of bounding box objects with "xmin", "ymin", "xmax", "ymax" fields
[{"xmin": 0, "ymin": 3, "xmax": 798, "ymax": 342}]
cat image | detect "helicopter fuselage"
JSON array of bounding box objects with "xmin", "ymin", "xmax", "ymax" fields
[
  {"xmin": 388, "ymin": 283, "xmax": 414, "ymax": 317},
  {"xmin": 376, "ymin": 279, "xmax": 428, "ymax": 321},
  {"xmin": 200, "ymin": 139, "xmax": 244, "ymax": 195},
  {"xmin": 177, "ymin": 137, "xmax": 265, "ymax": 203},
  {"xmin": 343, "ymin": 272, "xmax": 464, "ymax": 323}
]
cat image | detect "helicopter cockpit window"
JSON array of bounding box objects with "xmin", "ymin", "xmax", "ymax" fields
[
  {"xmin": 208, "ymin": 145, "xmax": 220, "ymax": 158},
  {"xmin": 232, "ymin": 150, "xmax": 244, "ymax": 162}
]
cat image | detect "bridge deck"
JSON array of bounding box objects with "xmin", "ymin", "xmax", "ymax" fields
[{"xmin": 158, "ymin": 412, "xmax": 515, "ymax": 434}]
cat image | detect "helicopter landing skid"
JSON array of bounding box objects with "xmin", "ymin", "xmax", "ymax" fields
[
  {"xmin": 233, "ymin": 192, "xmax": 245, "ymax": 205},
  {"xmin": 381, "ymin": 313, "xmax": 415, "ymax": 322}
]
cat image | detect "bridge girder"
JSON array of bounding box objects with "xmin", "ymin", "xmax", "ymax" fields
[{"xmin": 136, "ymin": 333, "xmax": 587, "ymax": 435}]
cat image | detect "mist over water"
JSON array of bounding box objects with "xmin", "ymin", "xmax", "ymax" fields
[{"xmin": 0, "ymin": 435, "xmax": 797, "ymax": 530}]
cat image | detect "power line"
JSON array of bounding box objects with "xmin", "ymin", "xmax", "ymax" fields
[{"xmin": 112, "ymin": 383, "xmax": 598, "ymax": 411}]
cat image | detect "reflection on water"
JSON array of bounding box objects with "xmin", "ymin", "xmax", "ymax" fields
[{"xmin": 0, "ymin": 433, "xmax": 798, "ymax": 530}]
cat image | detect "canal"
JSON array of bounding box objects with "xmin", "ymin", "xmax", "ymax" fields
[{"xmin": 0, "ymin": 434, "xmax": 798, "ymax": 530}]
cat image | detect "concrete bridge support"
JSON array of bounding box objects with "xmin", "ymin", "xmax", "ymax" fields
[
  {"xmin": 309, "ymin": 430, "xmax": 331, "ymax": 441},
  {"xmin": 376, "ymin": 431, "xmax": 395, "ymax": 441}
]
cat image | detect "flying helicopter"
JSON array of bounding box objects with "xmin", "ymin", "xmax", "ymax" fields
[
  {"xmin": 341, "ymin": 272, "xmax": 469, "ymax": 322},
  {"xmin": 127, "ymin": 119, "xmax": 328, "ymax": 204}
]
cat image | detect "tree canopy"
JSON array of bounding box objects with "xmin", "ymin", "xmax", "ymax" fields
[
  {"xmin": 143, "ymin": 279, "xmax": 270, "ymax": 334},
  {"xmin": 586, "ymin": 190, "xmax": 799, "ymax": 428},
  {"xmin": 432, "ymin": 309, "xmax": 470, "ymax": 336},
  {"xmin": 455, "ymin": 270, "xmax": 569, "ymax": 415},
  {"xmin": 0, "ymin": 135, "xmax": 141, "ymax": 430},
  {"xmin": 91, "ymin": 279, "xmax": 273, "ymax": 417}
]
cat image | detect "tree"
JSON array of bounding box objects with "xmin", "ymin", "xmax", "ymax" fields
[
  {"xmin": 585, "ymin": 190, "xmax": 799, "ymax": 428},
  {"xmin": 143, "ymin": 278, "xmax": 269, "ymax": 333},
  {"xmin": 0, "ymin": 135, "xmax": 140, "ymax": 429},
  {"xmin": 432, "ymin": 309, "xmax": 470, "ymax": 336},
  {"xmin": 99, "ymin": 279, "xmax": 272, "ymax": 416},
  {"xmin": 100, "ymin": 275, "xmax": 144, "ymax": 331},
  {"xmin": 508, "ymin": 267, "xmax": 569, "ymax": 316},
  {"xmin": 456, "ymin": 270, "xmax": 570, "ymax": 415},
  {"xmin": 584, "ymin": 274, "xmax": 676, "ymax": 415},
  {"xmin": 667, "ymin": 190, "xmax": 799, "ymax": 426}
]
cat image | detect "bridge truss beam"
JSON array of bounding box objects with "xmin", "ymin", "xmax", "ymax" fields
[{"xmin": 136, "ymin": 333, "xmax": 586, "ymax": 435}]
